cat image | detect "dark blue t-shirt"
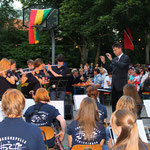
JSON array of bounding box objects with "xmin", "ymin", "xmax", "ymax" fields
[
  {"xmin": 24, "ymin": 102, "xmax": 60, "ymax": 127},
  {"xmin": 96, "ymin": 102, "xmax": 107, "ymax": 123},
  {"xmin": 0, "ymin": 117, "xmax": 46, "ymax": 150},
  {"xmin": 67, "ymin": 120, "xmax": 106, "ymax": 148}
]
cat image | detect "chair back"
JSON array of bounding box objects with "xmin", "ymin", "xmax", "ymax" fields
[
  {"xmin": 71, "ymin": 144, "xmax": 102, "ymax": 150},
  {"xmin": 39, "ymin": 126, "xmax": 55, "ymax": 140}
]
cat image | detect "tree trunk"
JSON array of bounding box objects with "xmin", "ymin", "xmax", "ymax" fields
[
  {"xmin": 146, "ymin": 33, "xmax": 150, "ymax": 64},
  {"xmin": 79, "ymin": 37, "xmax": 88, "ymax": 65},
  {"xmin": 95, "ymin": 42, "xmax": 100, "ymax": 65}
]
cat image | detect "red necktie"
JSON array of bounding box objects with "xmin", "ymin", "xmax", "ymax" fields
[{"xmin": 116, "ymin": 57, "xmax": 119, "ymax": 62}]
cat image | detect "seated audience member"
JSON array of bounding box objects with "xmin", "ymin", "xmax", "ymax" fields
[
  {"xmin": 143, "ymin": 73, "xmax": 150, "ymax": 92},
  {"xmin": 67, "ymin": 97, "xmax": 106, "ymax": 149},
  {"xmin": 123, "ymin": 84, "xmax": 143, "ymax": 116},
  {"xmin": 84, "ymin": 63, "xmax": 89, "ymax": 75},
  {"xmin": 93, "ymin": 69, "xmax": 102, "ymax": 88},
  {"xmin": 86, "ymin": 85, "xmax": 107, "ymax": 124},
  {"xmin": 110, "ymin": 109, "xmax": 150, "ymax": 150},
  {"xmin": 0, "ymin": 58, "xmax": 15, "ymax": 100},
  {"xmin": 0, "ymin": 89, "xmax": 46, "ymax": 150},
  {"xmin": 128, "ymin": 67, "xmax": 135, "ymax": 84},
  {"xmin": 103, "ymin": 72, "xmax": 112, "ymax": 90},
  {"xmin": 100, "ymin": 68, "xmax": 108, "ymax": 88},
  {"xmin": 78, "ymin": 69, "xmax": 88, "ymax": 82},
  {"xmin": 95, "ymin": 63, "xmax": 100, "ymax": 70},
  {"xmin": 130, "ymin": 69, "xmax": 140, "ymax": 91},
  {"xmin": 24, "ymin": 88, "xmax": 66, "ymax": 149},
  {"xmin": 139, "ymin": 67, "xmax": 148, "ymax": 90},
  {"xmin": 89, "ymin": 63, "xmax": 94, "ymax": 75}
]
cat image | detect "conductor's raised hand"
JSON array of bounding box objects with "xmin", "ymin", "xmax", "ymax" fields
[
  {"xmin": 100, "ymin": 56, "xmax": 106, "ymax": 64},
  {"xmin": 106, "ymin": 53, "xmax": 112, "ymax": 61}
]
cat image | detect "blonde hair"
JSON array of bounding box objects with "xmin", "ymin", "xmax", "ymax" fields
[
  {"xmin": 116, "ymin": 96, "xmax": 137, "ymax": 117},
  {"xmin": 110, "ymin": 109, "xmax": 142, "ymax": 150},
  {"xmin": 0, "ymin": 58, "xmax": 10, "ymax": 76},
  {"xmin": 2, "ymin": 89, "xmax": 25, "ymax": 117},
  {"xmin": 34, "ymin": 88, "xmax": 50, "ymax": 103},
  {"xmin": 75, "ymin": 97, "xmax": 99, "ymax": 141}
]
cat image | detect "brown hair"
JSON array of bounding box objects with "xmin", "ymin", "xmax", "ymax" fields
[
  {"xmin": 0, "ymin": 58, "xmax": 10, "ymax": 76},
  {"xmin": 34, "ymin": 88, "xmax": 50, "ymax": 103},
  {"xmin": 116, "ymin": 96, "xmax": 137, "ymax": 117},
  {"xmin": 86, "ymin": 85, "xmax": 98, "ymax": 102},
  {"xmin": 9, "ymin": 59, "xmax": 16, "ymax": 65},
  {"xmin": 110, "ymin": 110, "xmax": 144, "ymax": 150},
  {"xmin": 2, "ymin": 89, "xmax": 25, "ymax": 117},
  {"xmin": 123, "ymin": 84, "xmax": 143, "ymax": 114},
  {"xmin": 34, "ymin": 58, "xmax": 43, "ymax": 68},
  {"xmin": 75, "ymin": 97, "xmax": 99, "ymax": 141}
]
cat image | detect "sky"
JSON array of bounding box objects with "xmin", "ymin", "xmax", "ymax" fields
[{"xmin": 12, "ymin": 0, "xmax": 23, "ymax": 10}]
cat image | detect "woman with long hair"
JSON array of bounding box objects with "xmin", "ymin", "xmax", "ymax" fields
[
  {"xmin": 123, "ymin": 84, "xmax": 143, "ymax": 116},
  {"xmin": 24, "ymin": 88, "xmax": 66, "ymax": 149},
  {"xmin": 0, "ymin": 58, "xmax": 15, "ymax": 100},
  {"xmin": 86, "ymin": 85, "xmax": 107, "ymax": 124},
  {"xmin": 110, "ymin": 109, "xmax": 150, "ymax": 150},
  {"xmin": 67, "ymin": 97, "xmax": 106, "ymax": 149}
]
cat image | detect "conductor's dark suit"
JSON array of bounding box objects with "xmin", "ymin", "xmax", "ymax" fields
[{"xmin": 103, "ymin": 54, "xmax": 130, "ymax": 112}]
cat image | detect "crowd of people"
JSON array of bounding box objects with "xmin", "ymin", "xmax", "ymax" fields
[{"xmin": 0, "ymin": 42, "xmax": 150, "ymax": 150}]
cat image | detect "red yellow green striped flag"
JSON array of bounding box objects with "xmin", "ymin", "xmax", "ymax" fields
[{"xmin": 29, "ymin": 9, "xmax": 51, "ymax": 44}]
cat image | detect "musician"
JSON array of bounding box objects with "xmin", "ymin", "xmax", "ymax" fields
[
  {"xmin": 48, "ymin": 54, "xmax": 68, "ymax": 100},
  {"xmin": 21, "ymin": 58, "xmax": 45, "ymax": 98},
  {"xmin": 0, "ymin": 58, "xmax": 15, "ymax": 100},
  {"xmin": 9, "ymin": 59, "xmax": 19, "ymax": 88}
]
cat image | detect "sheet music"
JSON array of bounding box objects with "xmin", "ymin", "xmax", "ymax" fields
[{"xmin": 143, "ymin": 100, "xmax": 150, "ymax": 117}]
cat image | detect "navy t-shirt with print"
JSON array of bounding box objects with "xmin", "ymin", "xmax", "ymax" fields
[
  {"xmin": 96, "ymin": 102, "xmax": 107, "ymax": 123},
  {"xmin": 24, "ymin": 102, "xmax": 60, "ymax": 127},
  {"xmin": 67, "ymin": 120, "xmax": 106, "ymax": 148},
  {"xmin": 0, "ymin": 117, "xmax": 46, "ymax": 150}
]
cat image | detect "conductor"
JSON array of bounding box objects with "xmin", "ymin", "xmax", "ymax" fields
[{"xmin": 100, "ymin": 42, "xmax": 130, "ymax": 112}]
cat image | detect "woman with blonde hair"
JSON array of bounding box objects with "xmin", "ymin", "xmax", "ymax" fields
[
  {"xmin": 0, "ymin": 58, "xmax": 15, "ymax": 100},
  {"xmin": 0, "ymin": 89, "xmax": 46, "ymax": 150},
  {"xmin": 67, "ymin": 97, "xmax": 106, "ymax": 149},
  {"xmin": 123, "ymin": 84, "xmax": 143, "ymax": 116},
  {"xmin": 116, "ymin": 95, "xmax": 137, "ymax": 117},
  {"xmin": 110, "ymin": 109, "xmax": 150, "ymax": 150},
  {"xmin": 24, "ymin": 88, "xmax": 66, "ymax": 149}
]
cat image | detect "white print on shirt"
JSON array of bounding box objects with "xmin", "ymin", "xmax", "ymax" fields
[
  {"xmin": 31, "ymin": 111, "xmax": 48, "ymax": 126},
  {"xmin": 0, "ymin": 136, "xmax": 27, "ymax": 149},
  {"xmin": 74, "ymin": 126, "xmax": 101, "ymax": 145}
]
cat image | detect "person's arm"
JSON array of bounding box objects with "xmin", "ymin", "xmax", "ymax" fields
[
  {"xmin": 100, "ymin": 139, "xmax": 105, "ymax": 146},
  {"xmin": 48, "ymin": 65, "xmax": 62, "ymax": 77},
  {"xmin": 68, "ymin": 135, "xmax": 72, "ymax": 148},
  {"xmin": 2, "ymin": 72, "xmax": 15, "ymax": 84},
  {"xmin": 56, "ymin": 115, "xmax": 66, "ymax": 141}
]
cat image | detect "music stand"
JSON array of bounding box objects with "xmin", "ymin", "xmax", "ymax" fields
[{"xmin": 49, "ymin": 76, "xmax": 69, "ymax": 100}]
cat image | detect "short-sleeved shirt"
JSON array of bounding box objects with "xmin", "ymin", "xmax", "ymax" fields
[
  {"xmin": 94, "ymin": 74, "xmax": 102, "ymax": 85},
  {"xmin": 48, "ymin": 65, "xmax": 68, "ymax": 77},
  {"xmin": 104, "ymin": 76, "xmax": 112, "ymax": 89},
  {"xmin": 0, "ymin": 117, "xmax": 46, "ymax": 150},
  {"xmin": 24, "ymin": 102, "xmax": 60, "ymax": 127},
  {"xmin": 67, "ymin": 120, "xmax": 106, "ymax": 148},
  {"xmin": 133, "ymin": 75, "xmax": 140, "ymax": 91},
  {"xmin": 0, "ymin": 70, "xmax": 14, "ymax": 99},
  {"xmin": 96, "ymin": 102, "xmax": 107, "ymax": 123}
]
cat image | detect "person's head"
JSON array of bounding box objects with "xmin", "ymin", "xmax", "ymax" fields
[
  {"xmin": 75, "ymin": 97, "xmax": 99, "ymax": 141},
  {"xmin": 34, "ymin": 88, "xmax": 50, "ymax": 103},
  {"xmin": 139, "ymin": 67, "xmax": 145, "ymax": 75},
  {"xmin": 9, "ymin": 59, "xmax": 16, "ymax": 70},
  {"xmin": 112, "ymin": 42, "xmax": 123, "ymax": 56},
  {"xmin": 90, "ymin": 63, "xmax": 93, "ymax": 67},
  {"xmin": 34, "ymin": 58, "xmax": 43, "ymax": 69},
  {"xmin": 86, "ymin": 85, "xmax": 98, "ymax": 102},
  {"xmin": 123, "ymin": 84, "xmax": 142, "ymax": 106},
  {"xmin": 57, "ymin": 54, "xmax": 64, "ymax": 65},
  {"xmin": 116, "ymin": 96, "xmax": 137, "ymax": 116},
  {"xmin": 133, "ymin": 69, "xmax": 140, "ymax": 76},
  {"xmin": 27, "ymin": 59, "xmax": 34, "ymax": 68},
  {"xmin": 94, "ymin": 69, "xmax": 100, "ymax": 76},
  {"xmin": 0, "ymin": 58, "xmax": 10, "ymax": 76},
  {"xmin": 100, "ymin": 67, "xmax": 106, "ymax": 74},
  {"xmin": 96, "ymin": 64, "xmax": 99, "ymax": 67},
  {"xmin": 79, "ymin": 69, "xmax": 84, "ymax": 75},
  {"xmin": 110, "ymin": 109, "xmax": 139, "ymax": 150},
  {"xmin": 72, "ymin": 69, "xmax": 78, "ymax": 77},
  {"xmin": 2, "ymin": 89, "xmax": 25, "ymax": 118}
]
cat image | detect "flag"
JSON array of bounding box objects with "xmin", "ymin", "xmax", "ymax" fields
[
  {"xmin": 124, "ymin": 28, "xmax": 134, "ymax": 50},
  {"xmin": 29, "ymin": 9, "xmax": 51, "ymax": 44}
]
